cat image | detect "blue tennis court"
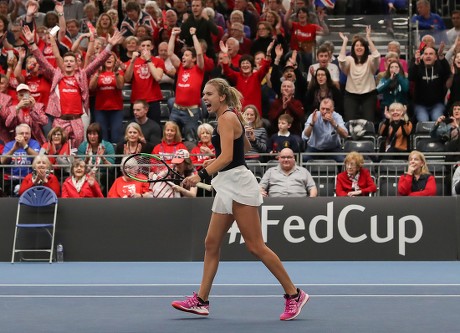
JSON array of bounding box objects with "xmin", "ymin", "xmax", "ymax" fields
[{"xmin": 1, "ymin": 261, "xmax": 460, "ymax": 333}]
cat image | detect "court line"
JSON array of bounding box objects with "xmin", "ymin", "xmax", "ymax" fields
[
  {"xmin": 1, "ymin": 294, "xmax": 460, "ymax": 298},
  {"xmin": 1, "ymin": 283, "xmax": 460, "ymax": 287}
]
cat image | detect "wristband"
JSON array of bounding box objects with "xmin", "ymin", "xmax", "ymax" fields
[{"xmin": 198, "ymin": 168, "xmax": 209, "ymax": 180}]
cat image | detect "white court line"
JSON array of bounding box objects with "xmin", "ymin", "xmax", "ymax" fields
[
  {"xmin": 1, "ymin": 283, "xmax": 460, "ymax": 287},
  {"xmin": 1, "ymin": 294, "xmax": 460, "ymax": 298}
]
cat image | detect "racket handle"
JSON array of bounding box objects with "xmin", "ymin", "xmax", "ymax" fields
[{"xmin": 197, "ymin": 182, "xmax": 213, "ymax": 192}]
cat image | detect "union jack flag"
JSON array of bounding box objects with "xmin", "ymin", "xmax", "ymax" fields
[{"xmin": 315, "ymin": 0, "xmax": 336, "ymax": 8}]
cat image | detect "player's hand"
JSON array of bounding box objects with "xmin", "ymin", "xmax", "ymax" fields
[
  {"xmin": 184, "ymin": 174, "xmax": 200, "ymax": 187},
  {"xmin": 202, "ymin": 158, "xmax": 215, "ymax": 168}
]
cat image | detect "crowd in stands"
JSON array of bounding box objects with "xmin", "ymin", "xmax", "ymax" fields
[{"xmin": 0, "ymin": 0, "xmax": 460, "ymax": 198}]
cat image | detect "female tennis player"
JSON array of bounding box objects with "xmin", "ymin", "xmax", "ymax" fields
[{"xmin": 171, "ymin": 78, "xmax": 309, "ymax": 320}]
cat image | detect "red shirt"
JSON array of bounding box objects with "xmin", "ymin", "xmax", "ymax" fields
[
  {"xmin": 59, "ymin": 76, "xmax": 83, "ymax": 115},
  {"xmin": 95, "ymin": 71, "xmax": 123, "ymax": 111},
  {"xmin": 25, "ymin": 72, "xmax": 51, "ymax": 107},
  {"xmin": 107, "ymin": 176, "xmax": 150, "ymax": 198},
  {"xmin": 290, "ymin": 22, "xmax": 321, "ymax": 51},
  {"xmin": 190, "ymin": 142, "xmax": 215, "ymax": 170},
  {"xmin": 222, "ymin": 58, "xmax": 271, "ymax": 115},
  {"xmin": 129, "ymin": 57, "xmax": 165, "ymax": 103},
  {"xmin": 174, "ymin": 64, "xmax": 204, "ymax": 106},
  {"xmin": 152, "ymin": 141, "xmax": 188, "ymax": 164},
  {"xmin": 40, "ymin": 142, "xmax": 71, "ymax": 165},
  {"xmin": 18, "ymin": 174, "xmax": 61, "ymax": 197},
  {"xmin": 39, "ymin": 40, "xmax": 58, "ymax": 68},
  {"xmin": 335, "ymin": 168, "xmax": 377, "ymax": 197}
]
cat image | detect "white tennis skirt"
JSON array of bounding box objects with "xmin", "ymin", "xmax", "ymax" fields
[{"xmin": 211, "ymin": 165, "xmax": 263, "ymax": 214}]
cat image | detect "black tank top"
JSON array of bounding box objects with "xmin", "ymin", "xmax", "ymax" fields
[{"xmin": 211, "ymin": 110, "xmax": 246, "ymax": 172}]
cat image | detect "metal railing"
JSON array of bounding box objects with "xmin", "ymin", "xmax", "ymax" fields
[{"xmin": 0, "ymin": 152, "xmax": 457, "ymax": 197}]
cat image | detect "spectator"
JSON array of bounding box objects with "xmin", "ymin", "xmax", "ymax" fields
[
  {"xmin": 95, "ymin": 13, "xmax": 115, "ymax": 40},
  {"xmin": 18, "ymin": 155, "xmax": 60, "ymax": 197},
  {"xmin": 224, "ymin": 37, "xmax": 241, "ymax": 68},
  {"xmin": 306, "ymin": 45, "xmax": 340, "ymax": 87},
  {"xmin": 77, "ymin": 122, "xmax": 115, "ymax": 192},
  {"xmin": 147, "ymin": 149, "xmax": 198, "ymax": 198},
  {"xmin": 152, "ymin": 120, "xmax": 188, "ymax": 164},
  {"xmin": 115, "ymin": 122, "xmax": 155, "ymax": 165},
  {"xmin": 89, "ymin": 53, "xmax": 124, "ymax": 143},
  {"xmin": 268, "ymin": 79, "xmax": 305, "ymax": 136},
  {"xmin": 336, "ymin": 151, "xmax": 377, "ymax": 197},
  {"xmin": 4, "ymin": 84, "xmax": 47, "ymax": 145},
  {"xmin": 121, "ymin": 1, "xmax": 158, "ymax": 38},
  {"xmin": 0, "ymin": 74, "xmax": 13, "ymax": 143},
  {"xmin": 24, "ymin": 26, "xmax": 124, "ymax": 148},
  {"xmin": 227, "ymin": 22, "xmax": 252, "ymax": 55},
  {"xmin": 446, "ymin": 51, "xmax": 460, "ymax": 111},
  {"xmin": 233, "ymin": 0, "xmax": 258, "ymax": 39},
  {"xmin": 107, "ymin": 157, "xmax": 150, "ymax": 198},
  {"xmin": 63, "ymin": 0, "xmax": 84, "ymax": 21},
  {"xmin": 228, "ymin": 9, "xmax": 251, "ymax": 39},
  {"xmin": 242, "ymin": 105, "xmax": 268, "ymax": 159},
  {"xmin": 179, "ymin": 0, "xmax": 219, "ymax": 59},
  {"xmin": 302, "ymin": 98, "xmax": 348, "ymax": 162},
  {"xmin": 39, "ymin": 126, "xmax": 72, "ymax": 176},
  {"xmin": 1, "ymin": 123, "xmax": 40, "ymax": 177},
  {"xmin": 61, "ymin": 158, "xmax": 104, "ymax": 198},
  {"xmin": 167, "ymin": 27, "xmax": 205, "ymax": 143},
  {"xmin": 158, "ymin": 9, "xmax": 179, "ymax": 45},
  {"xmin": 376, "ymin": 60, "xmax": 409, "ymax": 118},
  {"xmin": 259, "ymin": 148, "xmax": 317, "ymax": 197},
  {"xmin": 129, "ymin": 99, "xmax": 162, "ymax": 146},
  {"xmin": 430, "ymin": 102, "xmax": 460, "ymax": 151},
  {"xmin": 378, "ymin": 102, "xmax": 412, "ymax": 155},
  {"xmin": 338, "ymin": 27, "xmax": 380, "ymax": 122},
  {"xmin": 412, "ymin": 0, "xmax": 446, "ymax": 32},
  {"xmin": 451, "ymin": 164, "xmax": 460, "ymax": 196},
  {"xmin": 305, "ymin": 67, "xmax": 343, "ymax": 116},
  {"xmin": 409, "ymin": 46, "xmax": 450, "ymax": 122},
  {"xmin": 157, "ymin": 41, "xmax": 176, "ymax": 89},
  {"xmin": 124, "ymin": 36, "xmax": 165, "ymax": 126},
  {"xmin": 80, "ymin": 2, "xmax": 98, "ymax": 34},
  {"xmin": 447, "ymin": 10, "xmax": 460, "ymax": 45},
  {"xmin": 285, "ymin": 4, "xmax": 328, "ymax": 71},
  {"xmin": 398, "ymin": 150, "xmax": 436, "ymax": 196},
  {"xmin": 172, "ymin": 0, "xmax": 189, "ymax": 23},
  {"xmin": 267, "ymin": 114, "xmax": 302, "ymax": 153},
  {"xmin": 14, "ymin": 49, "xmax": 52, "ymax": 112},
  {"xmin": 378, "ymin": 41, "xmax": 409, "ymax": 73},
  {"xmin": 221, "ymin": 40, "xmax": 273, "ymax": 116},
  {"xmin": 375, "ymin": 51, "xmax": 399, "ymax": 85},
  {"xmin": 120, "ymin": 36, "xmax": 140, "ymax": 64},
  {"xmin": 251, "ymin": 21, "xmax": 284, "ymax": 58},
  {"xmin": 190, "ymin": 123, "xmax": 215, "ymax": 170}
]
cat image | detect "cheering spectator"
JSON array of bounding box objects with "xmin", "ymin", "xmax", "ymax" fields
[
  {"xmin": 409, "ymin": 46, "xmax": 450, "ymax": 122},
  {"xmin": 446, "ymin": 51, "xmax": 460, "ymax": 111},
  {"xmin": 190, "ymin": 123, "xmax": 215, "ymax": 170},
  {"xmin": 302, "ymin": 98, "xmax": 348, "ymax": 162},
  {"xmin": 39, "ymin": 126, "xmax": 72, "ymax": 176},
  {"xmin": 430, "ymin": 102, "xmax": 460, "ymax": 151},
  {"xmin": 306, "ymin": 45, "xmax": 340, "ymax": 88},
  {"xmin": 242, "ymin": 105, "xmax": 268, "ymax": 159},
  {"xmin": 338, "ymin": 27, "xmax": 380, "ymax": 122},
  {"xmin": 24, "ymin": 26, "xmax": 124, "ymax": 148},
  {"xmin": 115, "ymin": 122, "xmax": 155, "ymax": 165},
  {"xmin": 61, "ymin": 158, "xmax": 104, "ymax": 198},
  {"xmin": 378, "ymin": 102, "xmax": 412, "ymax": 155},
  {"xmin": 305, "ymin": 67, "xmax": 343, "ymax": 116},
  {"xmin": 168, "ymin": 27, "xmax": 205, "ymax": 143},
  {"xmin": 376, "ymin": 60, "xmax": 409, "ymax": 118},
  {"xmin": 120, "ymin": 1, "xmax": 158, "ymax": 39},
  {"xmin": 89, "ymin": 53, "xmax": 124, "ymax": 143},
  {"xmin": 18, "ymin": 155, "xmax": 60, "ymax": 196},
  {"xmin": 124, "ymin": 36, "xmax": 165, "ymax": 126}
]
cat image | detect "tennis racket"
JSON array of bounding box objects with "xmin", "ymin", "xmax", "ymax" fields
[{"xmin": 122, "ymin": 153, "xmax": 213, "ymax": 192}]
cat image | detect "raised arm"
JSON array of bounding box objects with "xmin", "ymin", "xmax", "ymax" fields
[
  {"xmin": 338, "ymin": 32, "xmax": 350, "ymax": 75},
  {"xmin": 14, "ymin": 48, "xmax": 26, "ymax": 83},
  {"xmin": 191, "ymin": 27, "xmax": 204, "ymax": 70},
  {"xmin": 168, "ymin": 27, "xmax": 181, "ymax": 69}
]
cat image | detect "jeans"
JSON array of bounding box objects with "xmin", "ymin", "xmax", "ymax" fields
[
  {"xmin": 169, "ymin": 106, "xmax": 201, "ymax": 142},
  {"xmin": 94, "ymin": 110, "xmax": 124, "ymax": 143},
  {"xmin": 414, "ymin": 103, "xmax": 445, "ymax": 122}
]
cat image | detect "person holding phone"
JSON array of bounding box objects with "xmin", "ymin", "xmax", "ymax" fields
[{"xmin": 5, "ymin": 84, "xmax": 48, "ymax": 145}]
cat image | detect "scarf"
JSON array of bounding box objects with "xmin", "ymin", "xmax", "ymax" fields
[
  {"xmin": 347, "ymin": 171, "xmax": 360, "ymax": 191},
  {"xmin": 71, "ymin": 176, "xmax": 86, "ymax": 193},
  {"xmin": 123, "ymin": 142, "xmax": 142, "ymax": 155}
]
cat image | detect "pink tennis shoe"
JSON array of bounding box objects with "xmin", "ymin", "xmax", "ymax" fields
[
  {"xmin": 280, "ymin": 289, "xmax": 309, "ymax": 321},
  {"xmin": 171, "ymin": 292, "xmax": 209, "ymax": 316}
]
